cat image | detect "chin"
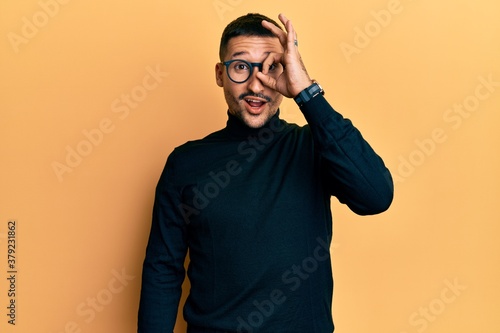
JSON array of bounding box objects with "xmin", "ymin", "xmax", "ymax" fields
[
  {"xmin": 240, "ymin": 112, "xmax": 274, "ymax": 128},
  {"xmin": 244, "ymin": 119, "xmax": 267, "ymax": 129}
]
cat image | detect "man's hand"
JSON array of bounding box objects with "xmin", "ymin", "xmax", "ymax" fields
[{"xmin": 258, "ymin": 13, "xmax": 313, "ymax": 98}]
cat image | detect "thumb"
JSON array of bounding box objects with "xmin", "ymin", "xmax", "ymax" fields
[
  {"xmin": 256, "ymin": 72, "xmax": 278, "ymax": 91},
  {"xmin": 256, "ymin": 72, "xmax": 289, "ymax": 97}
]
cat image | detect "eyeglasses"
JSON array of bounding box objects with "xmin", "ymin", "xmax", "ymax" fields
[{"xmin": 222, "ymin": 59, "xmax": 283, "ymax": 84}]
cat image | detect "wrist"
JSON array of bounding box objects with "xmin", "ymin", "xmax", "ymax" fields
[
  {"xmin": 294, "ymin": 80, "xmax": 325, "ymax": 107},
  {"xmin": 292, "ymin": 80, "xmax": 314, "ymax": 97}
]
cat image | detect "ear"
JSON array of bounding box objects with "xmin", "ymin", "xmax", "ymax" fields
[{"xmin": 215, "ymin": 62, "xmax": 224, "ymax": 87}]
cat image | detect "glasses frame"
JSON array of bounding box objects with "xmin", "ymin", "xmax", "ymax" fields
[{"xmin": 222, "ymin": 59, "xmax": 267, "ymax": 84}]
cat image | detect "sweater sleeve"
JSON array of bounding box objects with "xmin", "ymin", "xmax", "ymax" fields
[
  {"xmin": 138, "ymin": 151, "xmax": 188, "ymax": 332},
  {"xmin": 300, "ymin": 94, "xmax": 394, "ymax": 215}
]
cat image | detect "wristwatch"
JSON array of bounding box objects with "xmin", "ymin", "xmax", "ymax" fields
[{"xmin": 294, "ymin": 80, "xmax": 325, "ymax": 107}]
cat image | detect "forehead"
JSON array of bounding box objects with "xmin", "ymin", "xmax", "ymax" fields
[{"xmin": 225, "ymin": 35, "xmax": 283, "ymax": 60}]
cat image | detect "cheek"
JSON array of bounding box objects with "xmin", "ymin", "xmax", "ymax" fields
[
  {"xmin": 224, "ymin": 83, "xmax": 244, "ymax": 100},
  {"xmin": 271, "ymin": 93, "xmax": 283, "ymax": 106},
  {"xmin": 223, "ymin": 86, "xmax": 242, "ymax": 105}
]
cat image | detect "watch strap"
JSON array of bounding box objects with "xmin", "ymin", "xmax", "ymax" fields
[{"xmin": 294, "ymin": 81, "xmax": 324, "ymax": 107}]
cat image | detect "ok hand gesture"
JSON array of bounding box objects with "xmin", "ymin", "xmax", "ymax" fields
[{"xmin": 257, "ymin": 13, "xmax": 313, "ymax": 98}]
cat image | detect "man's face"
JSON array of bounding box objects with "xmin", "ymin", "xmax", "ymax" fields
[{"xmin": 216, "ymin": 36, "xmax": 284, "ymax": 129}]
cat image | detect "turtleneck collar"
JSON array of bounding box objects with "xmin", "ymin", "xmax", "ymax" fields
[{"xmin": 224, "ymin": 110, "xmax": 284, "ymax": 139}]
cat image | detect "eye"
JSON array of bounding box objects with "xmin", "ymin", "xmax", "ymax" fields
[
  {"xmin": 268, "ymin": 63, "xmax": 280, "ymax": 72},
  {"xmin": 233, "ymin": 61, "xmax": 250, "ymax": 72}
]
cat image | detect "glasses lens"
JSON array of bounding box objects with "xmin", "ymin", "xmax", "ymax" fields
[
  {"xmin": 225, "ymin": 60, "xmax": 284, "ymax": 83},
  {"xmin": 267, "ymin": 63, "xmax": 283, "ymax": 75},
  {"xmin": 227, "ymin": 60, "xmax": 251, "ymax": 83}
]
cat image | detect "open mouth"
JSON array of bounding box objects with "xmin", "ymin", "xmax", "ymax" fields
[{"xmin": 244, "ymin": 98, "xmax": 267, "ymax": 114}]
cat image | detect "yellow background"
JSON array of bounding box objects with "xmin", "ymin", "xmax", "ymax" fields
[{"xmin": 1, "ymin": 0, "xmax": 499, "ymax": 332}]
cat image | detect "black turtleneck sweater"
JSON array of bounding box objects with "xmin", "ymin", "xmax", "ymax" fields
[{"xmin": 138, "ymin": 94, "xmax": 393, "ymax": 333}]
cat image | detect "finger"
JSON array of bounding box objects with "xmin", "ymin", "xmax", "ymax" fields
[
  {"xmin": 278, "ymin": 13, "xmax": 289, "ymax": 29},
  {"xmin": 276, "ymin": 14, "xmax": 296, "ymax": 51},
  {"xmin": 282, "ymin": 16, "xmax": 298, "ymax": 50},
  {"xmin": 256, "ymin": 72, "xmax": 278, "ymax": 91},
  {"xmin": 261, "ymin": 20, "xmax": 287, "ymax": 46},
  {"xmin": 261, "ymin": 52, "xmax": 283, "ymax": 75},
  {"xmin": 278, "ymin": 14, "xmax": 296, "ymax": 39}
]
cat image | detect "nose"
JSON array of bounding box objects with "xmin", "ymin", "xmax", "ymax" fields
[
  {"xmin": 251, "ymin": 63, "xmax": 264, "ymax": 73},
  {"xmin": 247, "ymin": 64, "xmax": 265, "ymax": 93}
]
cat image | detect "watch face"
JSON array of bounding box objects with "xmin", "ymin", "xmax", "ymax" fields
[
  {"xmin": 312, "ymin": 80, "xmax": 324, "ymax": 95},
  {"xmin": 309, "ymin": 83, "xmax": 322, "ymax": 96},
  {"xmin": 295, "ymin": 82, "xmax": 324, "ymax": 106}
]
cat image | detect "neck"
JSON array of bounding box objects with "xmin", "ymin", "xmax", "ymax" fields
[{"xmin": 225, "ymin": 110, "xmax": 283, "ymax": 139}]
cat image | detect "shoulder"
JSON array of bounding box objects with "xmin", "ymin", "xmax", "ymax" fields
[
  {"xmin": 275, "ymin": 120, "xmax": 313, "ymax": 144},
  {"xmin": 172, "ymin": 128, "xmax": 228, "ymax": 157},
  {"xmin": 164, "ymin": 128, "xmax": 233, "ymax": 176}
]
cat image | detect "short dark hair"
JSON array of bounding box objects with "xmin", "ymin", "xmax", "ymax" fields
[{"xmin": 219, "ymin": 13, "xmax": 283, "ymax": 61}]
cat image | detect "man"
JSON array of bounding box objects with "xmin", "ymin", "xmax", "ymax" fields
[{"xmin": 138, "ymin": 13, "xmax": 393, "ymax": 333}]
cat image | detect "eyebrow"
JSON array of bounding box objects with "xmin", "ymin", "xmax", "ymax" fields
[{"xmin": 230, "ymin": 51, "xmax": 271, "ymax": 59}]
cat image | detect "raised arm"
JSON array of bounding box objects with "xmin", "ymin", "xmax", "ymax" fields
[
  {"xmin": 301, "ymin": 95, "xmax": 394, "ymax": 215},
  {"xmin": 259, "ymin": 13, "xmax": 393, "ymax": 215}
]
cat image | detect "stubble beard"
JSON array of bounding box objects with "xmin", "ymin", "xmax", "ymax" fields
[{"xmin": 225, "ymin": 89, "xmax": 282, "ymax": 129}]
